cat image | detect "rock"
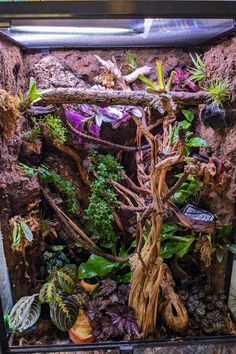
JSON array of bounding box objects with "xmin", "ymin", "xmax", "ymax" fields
[{"xmin": 200, "ymin": 104, "xmax": 228, "ymax": 129}]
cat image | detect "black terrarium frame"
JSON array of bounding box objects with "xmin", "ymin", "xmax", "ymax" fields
[{"xmin": 0, "ymin": 1, "xmax": 236, "ymax": 354}]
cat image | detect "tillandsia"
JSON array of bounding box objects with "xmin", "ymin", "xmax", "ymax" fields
[
  {"xmin": 64, "ymin": 104, "xmax": 142, "ymax": 141},
  {"xmin": 188, "ymin": 53, "xmax": 206, "ymax": 83},
  {"xmin": 19, "ymin": 77, "xmax": 51, "ymax": 111},
  {"xmin": 204, "ymin": 78, "xmax": 232, "ymax": 107}
]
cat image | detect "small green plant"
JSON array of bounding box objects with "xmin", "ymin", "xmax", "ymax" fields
[
  {"xmin": 44, "ymin": 114, "xmax": 67, "ymax": 144},
  {"xmin": 10, "ymin": 217, "xmax": 34, "ymax": 249},
  {"xmin": 205, "ymin": 78, "xmax": 231, "ymax": 106},
  {"xmin": 19, "ymin": 78, "xmax": 51, "ymax": 109},
  {"xmin": 139, "ymin": 61, "xmax": 175, "ymax": 93},
  {"xmin": 166, "ymin": 109, "xmax": 208, "ymax": 156},
  {"xmin": 24, "ymin": 124, "xmax": 41, "ymax": 142},
  {"xmin": 19, "ymin": 163, "xmax": 79, "ymax": 213},
  {"xmin": 39, "ymin": 165, "xmax": 78, "ymax": 213},
  {"xmin": 172, "ymin": 174, "xmax": 203, "ymax": 207},
  {"xmin": 159, "ymin": 223, "xmax": 196, "ymax": 259},
  {"xmin": 188, "ymin": 53, "xmax": 205, "ymax": 83},
  {"xmin": 126, "ymin": 50, "xmax": 139, "ymax": 72},
  {"xmin": 84, "ymin": 151, "xmax": 124, "ymax": 253},
  {"xmin": 8, "ymin": 264, "xmax": 87, "ymax": 333}
]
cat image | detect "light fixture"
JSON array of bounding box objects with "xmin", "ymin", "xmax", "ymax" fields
[{"xmin": 11, "ymin": 26, "xmax": 134, "ymax": 35}]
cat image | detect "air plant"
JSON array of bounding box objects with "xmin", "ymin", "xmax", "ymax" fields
[
  {"xmin": 172, "ymin": 67, "xmax": 199, "ymax": 92},
  {"xmin": 65, "ymin": 104, "xmax": 142, "ymax": 140},
  {"xmin": 126, "ymin": 50, "xmax": 140, "ymax": 73},
  {"xmin": 205, "ymin": 78, "xmax": 231, "ymax": 106},
  {"xmin": 138, "ymin": 61, "xmax": 175, "ymax": 93},
  {"xmin": 188, "ymin": 53, "xmax": 206, "ymax": 83}
]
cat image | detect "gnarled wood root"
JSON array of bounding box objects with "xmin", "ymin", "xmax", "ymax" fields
[{"xmin": 159, "ymin": 264, "xmax": 188, "ymax": 332}]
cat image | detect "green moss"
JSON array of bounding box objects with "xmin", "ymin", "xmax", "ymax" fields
[{"xmin": 84, "ymin": 151, "xmax": 123, "ymax": 252}]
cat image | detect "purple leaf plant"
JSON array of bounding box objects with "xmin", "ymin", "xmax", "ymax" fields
[
  {"xmin": 65, "ymin": 104, "xmax": 142, "ymax": 142},
  {"xmin": 172, "ymin": 67, "xmax": 199, "ymax": 92}
]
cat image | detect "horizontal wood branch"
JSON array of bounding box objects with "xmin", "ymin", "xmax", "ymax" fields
[{"xmin": 39, "ymin": 88, "xmax": 208, "ymax": 108}]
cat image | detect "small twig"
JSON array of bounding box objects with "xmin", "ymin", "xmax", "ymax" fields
[
  {"xmin": 122, "ymin": 172, "xmax": 151, "ymax": 194},
  {"xmin": 111, "ymin": 180, "xmax": 146, "ymax": 207},
  {"xmin": 163, "ymin": 171, "xmax": 189, "ymax": 202},
  {"xmin": 117, "ymin": 203, "xmax": 147, "ymax": 212},
  {"xmin": 67, "ymin": 120, "xmax": 149, "ymax": 152}
]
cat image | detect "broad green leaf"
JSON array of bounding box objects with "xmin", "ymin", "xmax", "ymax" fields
[
  {"xmin": 186, "ymin": 137, "xmax": 208, "ymax": 147},
  {"xmin": 160, "ymin": 241, "xmax": 176, "ymax": 259},
  {"xmin": 39, "ymin": 282, "xmax": 57, "ymax": 303},
  {"xmin": 116, "ymin": 272, "xmax": 132, "ymax": 283},
  {"xmin": 181, "ymin": 110, "xmax": 195, "ymax": 122},
  {"xmin": 56, "ymin": 267, "xmax": 76, "ymax": 294},
  {"xmin": 49, "ymin": 296, "xmax": 79, "ymax": 331},
  {"xmin": 78, "ymin": 254, "xmax": 119, "ymax": 279},
  {"xmin": 20, "ymin": 221, "xmax": 33, "ymax": 242},
  {"xmin": 179, "ymin": 120, "xmax": 191, "ymax": 130},
  {"xmin": 12, "ymin": 223, "xmax": 22, "ymax": 247},
  {"xmin": 224, "ymin": 243, "xmax": 236, "ymax": 254},
  {"xmin": 8, "ymin": 295, "xmax": 35, "ymax": 331},
  {"xmin": 161, "ymin": 223, "xmax": 178, "ymax": 235},
  {"xmin": 18, "ymin": 299, "xmax": 41, "ymax": 332},
  {"xmin": 216, "ymin": 224, "xmax": 232, "ymax": 242},
  {"xmin": 175, "ymin": 238, "xmax": 195, "ymax": 258}
]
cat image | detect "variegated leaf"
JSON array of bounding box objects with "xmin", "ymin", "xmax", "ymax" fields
[
  {"xmin": 49, "ymin": 296, "xmax": 79, "ymax": 331},
  {"xmin": 39, "ymin": 282, "xmax": 57, "ymax": 303},
  {"xmin": 56, "ymin": 264, "xmax": 77, "ymax": 293},
  {"xmin": 18, "ymin": 299, "xmax": 41, "ymax": 332},
  {"xmin": 8, "ymin": 295, "xmax": 35, "ymax": 331}
]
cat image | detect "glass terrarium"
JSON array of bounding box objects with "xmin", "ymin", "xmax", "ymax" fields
[{"xmin": 0, "ymin": 1, "xmax": 236, "ymax": 353}]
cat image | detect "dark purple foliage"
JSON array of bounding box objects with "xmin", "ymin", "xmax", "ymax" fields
[
  {"xmin": 86, "ymin": 279, "xmax": 140, "ymax": 341},
  {"xmin": 172, "ymin": 67, "xmax": 199, "ymax": 92},
  {"xmin": 65, "ymin": 104, "xmax": 142, "ymax": 141}
]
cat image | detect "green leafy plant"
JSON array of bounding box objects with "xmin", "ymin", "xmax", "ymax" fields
[
  {"xmin": 9, "ymin": 264, "xmax": 86, "ymax": 333},
  {"xmin": 84, "ymin": 151, "xmax": 124, "ymax": 252},
  {"xmin": 139, "ymin": 61, "xmax": 175, "ymax": 93},
  {"xmin": 79, "ymin": 254, "xmax": 120, "ymax": 279},
  {"xmin": 10, "ymin": 217, "xmax": 34, "ymax": 249},
  {"xmin": 160, "ymin": 223, "xmax": 196, "ymax": 259},
  {"xmin": 211, "ymin": 224, "xmax": 236, "ymax": 262},
  {"xmin": 44, "ymin": 114, "xmax": 67, "ymax": 144},
  {"xmin": 39, "ymin": 165, "xmax": 78, "ymax": 213},
  {"xmin": 172, "ymin": 174, "xmax": 203, "ymax": 207},
  {"xmin": 24, "ymin": 124, "xmax": 41, "ymax": 142},
  {"xmin": 126, "ymin": 50, "xmax": 139, "ymax": 72},
  {"xmin": 8, "ymin": 295, "xmax": 41, "ymax": 332},
  {"xmin": 20, "ymin": 163, "xmax": 79, "ymax": 213},
  {"xmin": 205, "ymin": 78, "xmax": 231, "ymax": 106},
  {"xmin": 166, "ymin": 109, "xmax": 208, "ymax": 156},
  {"xmin": 19, "ymin": 78, "xmax": 51, "ymax": 108},
  {"xmin": 188, "ymin": 53, "xmax": 205, "ymax": 83}
]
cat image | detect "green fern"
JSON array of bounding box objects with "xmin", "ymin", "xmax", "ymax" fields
[{"xmin": 188, "ymin": 53, "xmax": 205, "ymax": 83}]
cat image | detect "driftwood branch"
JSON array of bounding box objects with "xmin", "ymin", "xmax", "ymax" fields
[{"xmin": 38, "ymin": 88, "xmax": 208, "ymax": 108}]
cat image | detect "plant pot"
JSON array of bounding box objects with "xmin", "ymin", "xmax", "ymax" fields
[
  {"xmin": 68, "ymin": 309, "xmax": 95, "ymax": 344},
  {"xmin": 80, "ymin": 278, "xmax": 99, "ymax": 293}
]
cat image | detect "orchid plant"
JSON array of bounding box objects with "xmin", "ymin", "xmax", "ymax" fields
[{"xmin": 65, "ymin": 104, "xmax": 142, "ymax": 141}]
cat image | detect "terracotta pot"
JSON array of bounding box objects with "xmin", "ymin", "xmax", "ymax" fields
[
  {"xmin": 68, "ymin": 310, "xmax": 95, "ymax": 344},
  {"xmin": 80, "ymin": 278, "xmax": 99, "ymax": 293}
]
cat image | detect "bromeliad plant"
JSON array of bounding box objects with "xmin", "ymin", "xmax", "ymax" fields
[{"xmin": 19, "ymin": 78, "xmax": 51, "ymax": 111}]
